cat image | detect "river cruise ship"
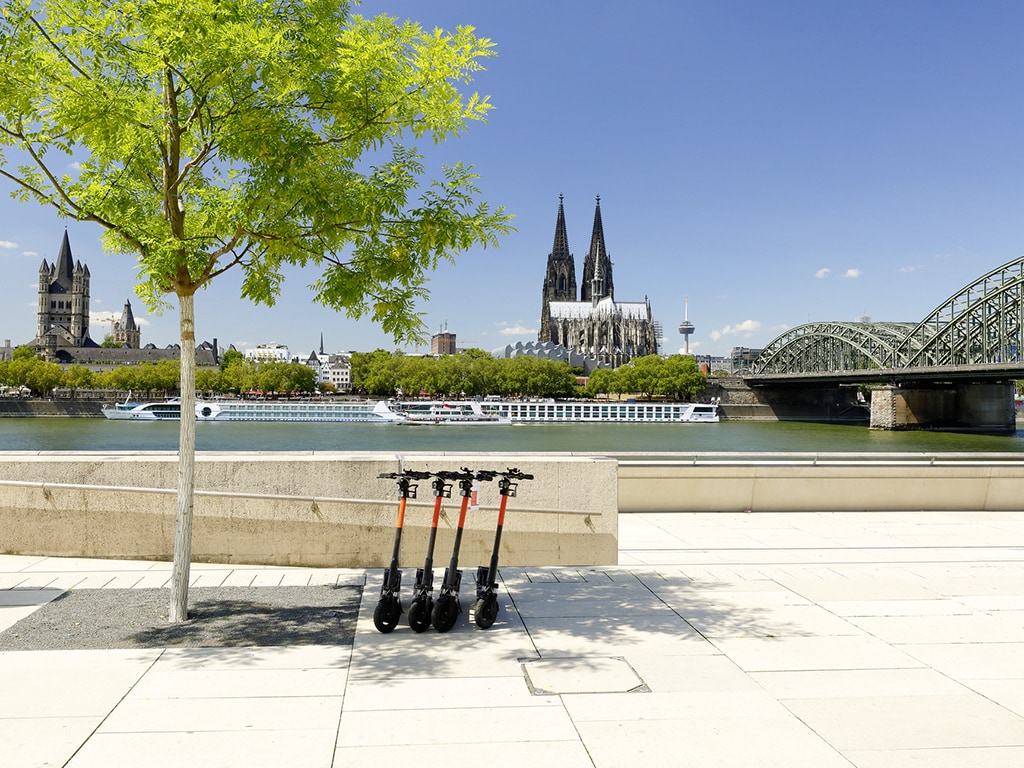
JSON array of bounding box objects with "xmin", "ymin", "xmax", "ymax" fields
[
  {"xmin": 482, "ymin": 400, "xmax": 718, "ymax": 423},
  {"xmin": 102, "ymin": 397, "xmax": 718, "ymax": 424},
  {"xmin": 101, "ymin": 398, "xmax": 395, "ymax": 422}
]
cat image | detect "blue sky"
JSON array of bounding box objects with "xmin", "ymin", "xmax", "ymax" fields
[{"xmin": 3, "ymin": 0, "xmax": 1023, "ymax": 359}]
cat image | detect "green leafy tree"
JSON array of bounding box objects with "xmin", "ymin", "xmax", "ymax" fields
[
  {"xmin": 63, "ymin": 365, "xmax": 95, "ymax": 391},
  {"xmin": 661, "ymin": 354, "xmax": 706, "ymax": 400},
  {"xmin": 585, "ymin": 367, "xmax": 614, "ymax": 398},
  {"xmin": 22, "ymin": 358, "xmax": 63, "ymax": 396},
  {"xmin": 218, "ymin": 349, "xmax": 244, "ymax": 372},
  {"xmin": 629, "ymin": 354, "xmax": 664, "ymax": 399},
  {"xmin": 0, "ymin": 0, "xmax": 511, "ymax": 621},
  {"xmin": 194, "ymin": 367, "xmax": 219, "ymax": 396},
  {"xmin": 220, "ymin": 356, "xmax": 257, "ymax": 393},
  {"xmin": 363, "ymin": 354, "xmax": 400, "ymax": 397},
  {"xmin": 349, "ymin": 350, "xmax": 393, "ymax": 392}
]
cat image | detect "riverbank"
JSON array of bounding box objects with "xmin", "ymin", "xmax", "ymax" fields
[{"xmin": 0, "ymin": 399, "xmax": 103, "ymax": 417}]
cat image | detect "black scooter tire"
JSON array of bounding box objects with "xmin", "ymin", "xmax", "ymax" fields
[
  {"xmin": 373, "ymin": 596, "xmax": 401, "ymax": 633},
  {"xmin": 408, "ymin": 597, "xmax": 433, "ymax": 633},
  {"xmin": 432, "ymin": 594, "xmax": 459, "ymax": 633},
  {"xmin": 473, "ymin": 596, "xmax": 499, "ymax": 629}
]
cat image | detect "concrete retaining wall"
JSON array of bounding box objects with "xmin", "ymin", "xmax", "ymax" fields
[
  {"xmin": 0, "ymin": 452, "xmax": 617, "ymax": 567},
  {"xmin": 617, "ymin": 458, "xmax": 1024, "ymax": 513},
  {"xmin": 5, "ymin": 452, "xmax": 1020, "ymax": 567}
]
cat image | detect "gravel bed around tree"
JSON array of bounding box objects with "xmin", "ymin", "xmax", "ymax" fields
[{"xmin": 0, "ymin": 586, "xmax": 361, "ymax": 650}]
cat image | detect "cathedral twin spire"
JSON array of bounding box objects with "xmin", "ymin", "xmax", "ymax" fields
[
  {"xmin": 542, "ymin": 194, "xmax": 613, "ymax": 307},
  {"xmin": 580, "ymin": 195, "xmax": 613, "ymax": 304},
  {"xmin": 538, "ymin": 194, "xmax": 658, "ymax": 366}
]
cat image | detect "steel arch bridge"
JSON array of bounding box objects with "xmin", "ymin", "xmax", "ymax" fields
[{"xmin": 751, "ymin": 256, "xmax": 1024, "ymax": 382}]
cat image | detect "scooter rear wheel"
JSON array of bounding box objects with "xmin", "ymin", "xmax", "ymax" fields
[
  {"xmin": 408, "ymin": 597, "xmax": 433, "ymax": 633},
  {"xmin": 373, "ymin": 596, "xmax": 402, "ymax": 633},
  {"xmin": 432, "ymin": 594, "xmax": 459, "ymax": 633},
  {"xmin": 472, "ymin": 596, "xmax": 499, "ymax": 629}
]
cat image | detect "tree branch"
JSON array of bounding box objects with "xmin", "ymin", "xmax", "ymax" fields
[{"xmin": 28, "ymin": 12, "xmax": 92, "ymax": 81}]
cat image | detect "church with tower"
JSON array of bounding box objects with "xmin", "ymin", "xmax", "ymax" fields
[
  {"xmin": 539, "ymin": 196, "xmax": 658, "ymax": 368},
  {"xmin": 30, "ymin": 231, "xmax": 218, "ymax": 368},
  {"xmin": 33, "ymin": 232, "xmax": 145, "ymax": 361},
  {"xmin": 34, "ymin": 231, "xmax": 100, "ymax": 358}
]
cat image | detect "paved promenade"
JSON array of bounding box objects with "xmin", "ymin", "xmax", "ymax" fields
[{"xmin": 2, "ymin": 510, "xmax": 1024, "ymax": 767}]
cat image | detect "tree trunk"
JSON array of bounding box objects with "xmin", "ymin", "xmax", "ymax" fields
[{"xmin": 169, "ymin": 292, "xmax": 197, "ymax": 623}]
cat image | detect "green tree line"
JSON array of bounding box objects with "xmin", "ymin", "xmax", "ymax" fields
[
  {"xmin": 350, "ymin": 350, "xmax": 707, "ymax": 401},
  {"xmin": 2, "ymin": 345, "xmax": 708, "ymax": 401},
  {"xmin": 0, "ymin": 346, "xmax": 315, "ymax": 397}
]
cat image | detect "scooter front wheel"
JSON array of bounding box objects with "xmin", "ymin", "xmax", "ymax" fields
[
  {"xmin": 373, "ymin": 596, "xmax": 402, "ymax": 633},
  {"xmin": 472, "ymin": 595, "xmax": 499, "ymax": 629},
  {"xmin": 408, "ymin": 596, "xmax": 433, "ymax": 633},
  {"xmin": 432, "ymin": 594, "xmax": 460, "ymax": 633}
]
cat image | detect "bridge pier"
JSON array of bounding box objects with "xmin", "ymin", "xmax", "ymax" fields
[{"xmin": 869, "ymin": 382, "xmax": 1016, "ymax": 432}]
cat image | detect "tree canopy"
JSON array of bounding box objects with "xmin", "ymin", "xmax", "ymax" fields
[
  {"xmin": 0, "ymin": 0, "xmax": 510, "ymax": 335},
  {"xmin": 0, "ymin": 0, "xmax": 511, "ymax": 621}
]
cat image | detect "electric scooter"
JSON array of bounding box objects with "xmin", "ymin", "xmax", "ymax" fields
[
  {"xmin": 431, "ymin": 468, "xmax": 495, "ymax": 633},
  {"xmin": 374, "ymin": 469, "xmax": 431, "ymax": 633},
  {"xmin": 473, "ymin": 468, "xmax": 534, "ymax": 629},
  {"xmin": 407, "ymin": 471, "xmax": 455, "ymax": 633}
]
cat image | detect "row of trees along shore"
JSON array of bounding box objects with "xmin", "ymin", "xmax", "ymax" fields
[
  {"xmin": 1, "ymin": 345, "xmax": 708, "ymax": 401},
  {"xmin": 353, "ymin": 349, "xmax": 707, "ymax": 400}
]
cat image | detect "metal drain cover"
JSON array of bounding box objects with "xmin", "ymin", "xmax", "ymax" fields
[{"xmin": 522, "ymin": 657, "xmax": 647, "ymax": 695}]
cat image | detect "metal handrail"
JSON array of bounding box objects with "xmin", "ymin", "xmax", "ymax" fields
[{"xmin": 0, "ymin": 478, "xmax": 596, "ymax": 516}]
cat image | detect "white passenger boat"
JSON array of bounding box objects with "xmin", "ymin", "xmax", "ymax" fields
[
  {"xmin": 101, "ymin": 398, "xmax": 397, "ymax": 422},
  {"xmin": 386, "ymin": 400, "xmax": 512, "ymax": 426},
  {"xmin": 483, "ymin": 400, "xmax": 719, "ymax": 423},
  {"xmin": 101, "ymin": 397, "xmax": 718, "ymax": 424}
]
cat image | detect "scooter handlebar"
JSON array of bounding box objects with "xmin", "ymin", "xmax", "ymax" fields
[
  {"xmin": 502, "ymin": 468, "xmax": 534, "ymax": 481},
  {"xmin": 378, "ymin": 470, "xmax": 432, "ymax": 480}
]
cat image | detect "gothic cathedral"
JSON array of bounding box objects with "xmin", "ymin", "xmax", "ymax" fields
[{"xmin": 539, "ymin": 196, "xmax": 658, "ymax": 367}]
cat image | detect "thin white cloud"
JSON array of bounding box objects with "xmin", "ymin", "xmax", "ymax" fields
[
  {"xmin": 815, "ymin": 268, "xmax": 831, "ymax": 279},
  {"xmin": 0, "ymin": 240, "xmax": 17, "ymax": 249},
  {"xmin": 898, "ymin": 265, "xmax": 918, "ymax": 273},
  {"xmin": 498, "ymin": 324, "xmax": 536, "ymax": 336},
  {"xmin": 22, "ymin": 250, "xmax": 38, "ymax": 258},
  {"xmin": 709, "ymin": 319, "xmax": 762, "ymax": 342},
  {"xmin": 842, "ymin": 268, "xmax": 861, "ymax": 278}
]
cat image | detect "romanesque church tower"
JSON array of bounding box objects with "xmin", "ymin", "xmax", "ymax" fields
[
  {"xmin": 538, "ymin": 196, "xmax": 659, "ymax": 368},
  {"xmin": 36, "ymin": 231, "xmax": 93, "ymax": 352}
]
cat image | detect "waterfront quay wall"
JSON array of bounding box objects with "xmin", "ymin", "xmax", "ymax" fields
[
  {"xmin": 617, "ymin": 454, "xmax": 1024, "ymax": 513},
  {"xmin": 709, "ymin": 377, "xmax": 869, "ymax": 423},
  {"xmin": 0, "ymin": 453, "xmax": 617, "ymax": 568}
]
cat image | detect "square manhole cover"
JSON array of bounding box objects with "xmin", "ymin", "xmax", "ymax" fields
[{"xmin": 522, "ymin": 657, "xmax": 647, "ymax": 695}]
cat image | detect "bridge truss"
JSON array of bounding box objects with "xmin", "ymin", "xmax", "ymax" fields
[{"xmin": 753, "ymin": 256, "xmax": 1024, "ymax": 376}]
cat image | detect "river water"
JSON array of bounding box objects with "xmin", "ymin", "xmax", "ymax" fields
[{"xmin": 1, "ymin": 418, "xmax": 1022, "ymax": 454}]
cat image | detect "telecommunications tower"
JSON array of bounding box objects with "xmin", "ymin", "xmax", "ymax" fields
[{"xmin": 678, "ymin": 296, "xmax": 695, "ymax": 355}]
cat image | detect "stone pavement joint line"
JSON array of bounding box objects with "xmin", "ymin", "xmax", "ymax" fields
[{"xmin": 0, "ymin": 510, "xmax": 1023, "ymax": 768}]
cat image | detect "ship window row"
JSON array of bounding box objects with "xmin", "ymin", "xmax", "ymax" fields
[{"xmin": 499, "ymin": 403, "xmax": 683, "ymax": 421}]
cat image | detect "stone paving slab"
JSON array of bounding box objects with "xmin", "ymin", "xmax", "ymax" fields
[{"xmin": 1, "ymin": 510, "xmax": 1023, "ymax": 767}]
